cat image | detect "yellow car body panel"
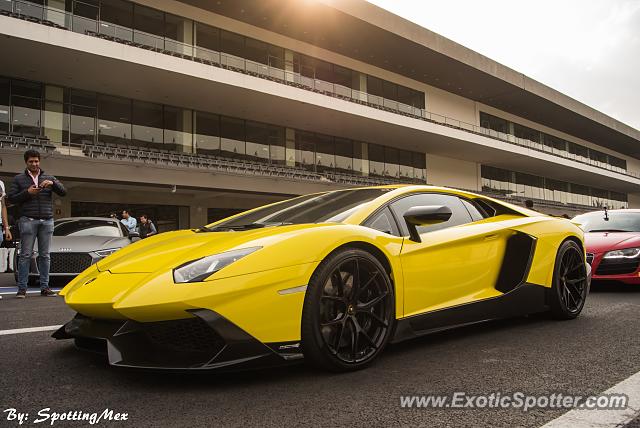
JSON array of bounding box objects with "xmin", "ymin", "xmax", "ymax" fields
[{"xmin": 57, "ymin": 185, "xmax": 585, "ymax": 367}]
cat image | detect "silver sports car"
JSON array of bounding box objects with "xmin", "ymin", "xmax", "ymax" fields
[{"xmin": 16, "ymin": 217, "xmax": 135, "ymax": 286}]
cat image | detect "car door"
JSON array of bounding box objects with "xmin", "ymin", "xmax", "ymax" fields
[{"xmin": 390, "ymin": 193, "xmax": 511, "ymax": 317}]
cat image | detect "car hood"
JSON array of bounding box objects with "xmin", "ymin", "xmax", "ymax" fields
[
  {"xmin": 47, "ymin": 236, "xmax": 130, "ymax": 253},
  {"xmin": 584, "ymin": 232, "xmax": 640, "ymax": 253},
  {"xmin": 96, "ymin": 224, "xmax": 334, "ymax": 274}
]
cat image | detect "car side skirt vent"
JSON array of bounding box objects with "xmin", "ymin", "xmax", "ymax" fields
[{"xmin": 494, "ymin": 232, "xmax": 537, "ymax": 293}]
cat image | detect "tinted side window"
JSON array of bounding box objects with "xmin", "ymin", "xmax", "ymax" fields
[
  {"xmin": 461, "ymin": 199, "xmax": 486, "ymax": 221},
  {"xmin": 118, "ymin": 221, "xmax": 129, "ymax": 237},
  {"xmin": 390, "ymin": 194, "xmax": 473, "ymax": 235},
  {"xmin": 363, "ymin": 207, "xmax": 399, "ymax": 236}
]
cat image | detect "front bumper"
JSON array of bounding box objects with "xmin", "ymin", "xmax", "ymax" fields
[
  {"xmin": 53, "ymin": 309, "xmax": 303, "ymax": 372},
  {"xmin": 21, "ymin": 251, "xmax": 99, "ymax": 277},
  {"xmin": 587, "ymin": 252, "xmax": 640, "ymax": 284}
]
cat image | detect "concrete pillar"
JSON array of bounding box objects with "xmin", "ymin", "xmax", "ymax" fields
[
  {"xmin": 43, "ymin": 85, "xmax": 66, "ymax": 145},
  {"xmin": 179, "ymin": 19, "xmax": 194, "ymax": 55},
  {"xmin": 284, "ymin": 49, "xmax": 295, "ymax": 82},
  {"xmin": 356, "ymin": 142, "xmax": 369, "ymax": 176},
  {"xmin": 628, "ymin": 193, "xmax": 640, "ymax": 209},
  {"xmin": 189, "ymin": 204, "xmax": 208, "ymax": 228},
  {"xmin": 353, "ymin": 72, "xmax": 368, "ymax": 102},
  {"xmin": 424, "ymin": 154, "xmax": 478, "ymax": 190},
  {"xmin": 285, "ymin": 128, "xmax": 296, "ymax": 167},
  {"xmin": 53, "ymin": 194, "xmax": 71, "ymax": 219}
]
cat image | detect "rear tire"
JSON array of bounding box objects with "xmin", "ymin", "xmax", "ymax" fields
[
  {"xmin": 301, "ymin": 248, "xmax": 395, "ymax": 372},
  {"xmin": 549, "ymin": 240, "xmax": 588, "ymax": 320}
]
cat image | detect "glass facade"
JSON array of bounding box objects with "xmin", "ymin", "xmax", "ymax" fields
[
  {"xmin": 480, "ymin": 112, "xmax": 627, "ymax": 173},
  {"xmin": 481, "ymin": 165, "xmax": 628, "ymax": 209},
  {"xmin": 11, "ymin": 0, "xmax": 425, "ymax": 111},
  {"xmin": 0, "ymin": 76, "xmax": 427, "ymax": 181}
]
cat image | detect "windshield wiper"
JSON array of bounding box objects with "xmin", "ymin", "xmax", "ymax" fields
[
  {"xmin": 588, "ymin": 229, "xmax": 630, "ymax": 233},
  {"xmin": 200, "ymin": 222, "xmax": 293, "ymax": 232}
]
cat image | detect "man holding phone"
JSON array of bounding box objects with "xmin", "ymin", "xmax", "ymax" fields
[{"xmin": 8, "ymin": 149, "xmax": 66, "ymax": 298}]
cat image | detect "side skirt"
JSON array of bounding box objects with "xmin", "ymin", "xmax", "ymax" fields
[{"xmin": 391, "ymin": 283, "xmax": 548, "ymax": 344}]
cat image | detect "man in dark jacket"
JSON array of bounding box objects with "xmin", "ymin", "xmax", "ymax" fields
[{"xmin": 8, "ymin": 149, "xmax": 66, "ymax": 298}]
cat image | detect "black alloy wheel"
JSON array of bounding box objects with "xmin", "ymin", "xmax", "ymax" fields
[
  {"xmin": 550, "ymin": 240, "xmax": 588, "ymax": 319},
  {"xmin": 302, "ymin": 248, "xmax": 395, "ymax": 371}
]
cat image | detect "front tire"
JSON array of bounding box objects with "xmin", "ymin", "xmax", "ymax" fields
[
  {"xmin": 549, "ymin": 240, "xmax": 588, "ymax": 320},
  {"xmin": 301, "ymin": 248, "xmax": 395, "ymax": 372}
]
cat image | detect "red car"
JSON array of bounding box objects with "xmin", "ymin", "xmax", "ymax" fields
[{"xmin": 573, "ymin": 209, "xmax": 640, "ymax": 285}]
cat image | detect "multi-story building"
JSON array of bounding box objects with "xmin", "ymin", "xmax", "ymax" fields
[{"xmin": 1, "ymin": 0, "xmax": 639, "ymax": 231}]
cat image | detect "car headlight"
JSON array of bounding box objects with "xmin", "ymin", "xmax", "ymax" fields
[
  {"xmin": 94, "ymin": 248, "xmax": 120, "ymax": 258},
  {"xmin": 603, "ymin": 247, "xmax": 640, "ymax": 259},
  {"xmin": 173, "ymin": 247, "xmax": 261, "ymax": 283}
]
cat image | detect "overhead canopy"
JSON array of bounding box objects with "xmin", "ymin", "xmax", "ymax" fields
[{"xmin": 179, "ymin": 0, "xmax": 640, "ymax": 158}]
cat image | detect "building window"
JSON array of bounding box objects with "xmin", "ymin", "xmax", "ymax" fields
[
  {"xmin": 335, "ymin": 138, "xmax": 354, "ymax": 173},
  {"xmin": 195, "ymin": 23, "xmax": 220, "ymax": 62},
  {"xmin": 269, "ymin": 134, "xmax": 286, "ymax": 165},
  {"xmin": 480, "ymin": 112, "xmax": 508, "ymax": 134},
  {"xmin": 220, "ymin": 30, "xmax": 244, "ymax": 59},
  {"xmin": 70, "ymin": 104, "xmax": 96, "ymax": 145},
  {"xmin": 220, "ymin": 116, "xmax": 245, "ymax": 159},
  {"xmin": 295, "ymin": 131, "xmax": 316, "ymax": 171},
  {"xmin": 100, "ymin": 0, "xmax": 133, "ymax": 29},
  {"xmin": 482, "ymin": 165, "xmax": 628, "ymax": 209},
  {"xmin": 0, "ymin": 77, "xmax": 9, "ymax": 134},
  {"xmin": 413, "ymin": 152, "xmax": 426, "ymax": 182},
  {"xmin": 97, "ymin": 95, "xmax": 131, "ymax": 145},
  {"xmin": 368, "ymin": 144, "xmax": 385, "ymax": 177},
  {"xmin": 194, "ymin": 111, "xmax": 219, "ymax": 155},
  {"xmin": 514, "ymin": 124, "xmax": 539, "ymax": 143},
  {"xmin": 132, "ymin": 100, "xmax": 163, "ymax": 148},
  {"xmin": 133, "ymin": 3, "xmax": 163, "ymax": 36},
  {"xmin": 11, "ymin": 80, "xmax": 42, "ymax": 136},
  {"xmin": 399, "ymin": 150, "xmax": 413, "ymax": 179},
  {"xmin": 384, "ymin": 147, "xmax": 399, "ymax": 178},
  {"xmin": 245, "ymin": 120, "xmax": 277, "ymax": 163}
]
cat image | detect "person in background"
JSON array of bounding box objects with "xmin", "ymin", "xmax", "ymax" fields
[
  {"xmin": 8, "ymin": 149, "xmax": 66, "ymax": 298},
  {"xmin": 139, "ymin": 215, "xmax": 157, "ymax": 239},
  {"xmin": 0, "ymin": 179, "xmax": 14, "ymax": 301},
  {"xmin": 1, "ymin": 179, "xmax": 13, "ymax": 243},
  {"xmin": 120, "ymin": 210, "xmax": 137, "ymax": 233}
]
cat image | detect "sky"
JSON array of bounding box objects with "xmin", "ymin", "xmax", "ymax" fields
[{"xmin": 365, "ymin": 0, "xmax": 640, "ymax": 130}]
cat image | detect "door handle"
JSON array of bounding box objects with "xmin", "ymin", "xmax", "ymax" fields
[{"xmin": 484, "ymin": 234, "xmax": 499, "ymax": 241}]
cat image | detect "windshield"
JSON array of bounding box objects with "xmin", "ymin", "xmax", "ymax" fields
[
  {"xmin": 572, "ymin": 211, "xmax": 640, "ymax": 232},
  {"xmin": 54, "ymin": 219, "xmax": 122, "ymax": 237},
  {"xmin": 204, "ymin": 188, "xmax": 391, "ymax": 231}
]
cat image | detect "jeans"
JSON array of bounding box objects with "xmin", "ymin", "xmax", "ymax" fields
[{"xmin": 17, "ymin": 217, "xmax": 54, "ymax": 291}]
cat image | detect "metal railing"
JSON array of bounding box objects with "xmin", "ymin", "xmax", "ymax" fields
[{"xmin": 2, "ymin": 0, "xmax": 638, "ymax": 180}]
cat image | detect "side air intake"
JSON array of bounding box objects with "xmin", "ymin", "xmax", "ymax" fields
[{"xmin": 495, "ymin": 232, "xmax": 537, "ymax": 293}]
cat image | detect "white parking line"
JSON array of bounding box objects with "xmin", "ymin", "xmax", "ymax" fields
[
  {"xmin": 541, "ymin": 370, "xmax": 640, "ymax": 428},
  {"xmin": 0, "ymin": 325, "xmax": 62, "ymax": 336}
]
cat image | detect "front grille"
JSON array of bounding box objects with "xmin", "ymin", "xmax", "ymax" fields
[
  {"xmin": 50, "ymin": 253, "xmax": 93, "ymax": 273},
  {"xmin": 586, "ymin": 253, "xmax": 594, "ymax": 265},
  {"xmin": 595, "ymin": 258, "xmax": 640, "ymax": 275},
  {"xmin": 143, "ymin": 317, "xmax": 225, "ymax": 354}
]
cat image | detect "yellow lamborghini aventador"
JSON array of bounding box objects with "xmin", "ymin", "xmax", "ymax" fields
[{"xmin": 54, "ymin": 185, "xmax": 590, "ymax": 372}]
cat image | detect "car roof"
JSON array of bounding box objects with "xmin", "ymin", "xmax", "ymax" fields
[
  {"xmin": 575, "ymin": 209, "xmax": 640, "ymax": 215},
  {"xmin": 55, "ymin": 217, "xmax": 120, "ymax": 222}
]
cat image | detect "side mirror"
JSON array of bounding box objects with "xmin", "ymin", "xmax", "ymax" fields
[
  {"xmin": 128, "ymin": 232, "xmax": 140, "ymax": 242},
  {"xmin": 403, "ymin": 205, "xmax": 452, "ymax": 242}
]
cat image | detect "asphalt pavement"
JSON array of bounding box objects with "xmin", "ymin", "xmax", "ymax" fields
[{"xmin": 0, "ymin": 273, "xmax": 639, "ymax": 428}]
